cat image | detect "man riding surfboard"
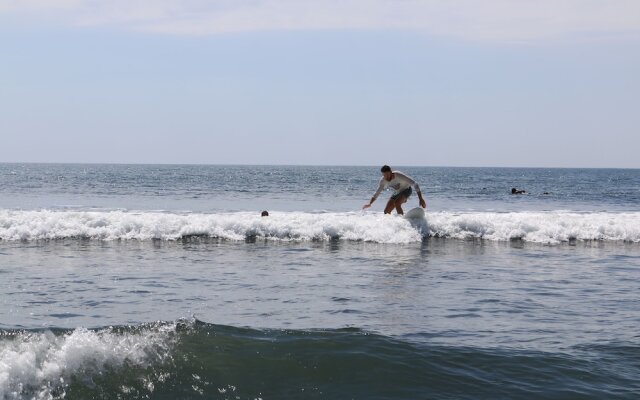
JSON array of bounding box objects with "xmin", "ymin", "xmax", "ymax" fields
[{"xmin": 363, "ymin": 165, "xmax": 426, "ymax": 215}]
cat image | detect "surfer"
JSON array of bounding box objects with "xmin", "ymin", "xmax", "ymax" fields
[{"xmin": 363, "ymin": 165, "xmax": 426, "ymax": 215}]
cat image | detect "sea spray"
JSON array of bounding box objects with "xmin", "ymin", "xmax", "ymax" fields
[{"xmin": 0, "ymin": 322, "xmax": 179, "ymax": 399}]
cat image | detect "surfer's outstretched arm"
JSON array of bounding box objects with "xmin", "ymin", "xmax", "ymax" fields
[
  {"xmin": 363, "ymin": 179, "xmax": 385, "ymax": 209},
  {"xmin": 363, "ymin": 196, "xmax": 377, "ymax": 209},
  {"xmin": 417, "ymin": 191, "xmax": 426, "ymax": 209}
]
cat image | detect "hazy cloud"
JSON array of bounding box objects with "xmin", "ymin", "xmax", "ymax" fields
[{"xmin": 1, "ymin": 0, "xmax": 639, "ymax": 42}]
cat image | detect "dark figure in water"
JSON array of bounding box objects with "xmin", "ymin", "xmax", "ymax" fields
[
  {"xmin": 261, "ymin": 210, "xmax": 269, "ymax": 217},
  {"xmin": 511, "ymin": 188, "xmax": 526, "ymax": 195}
]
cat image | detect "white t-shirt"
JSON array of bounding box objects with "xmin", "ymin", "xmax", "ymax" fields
[{"xmin": 372, "ymin": 171, "xmax": 421, "ymax": 200}]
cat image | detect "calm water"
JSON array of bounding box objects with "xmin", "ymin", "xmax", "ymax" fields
[
  {"xmin": 2, "ymin": 164, "xmax": 639, "ymax": 212},
  {"xmin": 1, "ymin": 164, "xmax": 639, "ymax": 399}
]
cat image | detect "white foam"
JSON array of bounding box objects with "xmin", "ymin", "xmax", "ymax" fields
[
  {"xmin": 0, "ymin": 209, "xmax": 639, "ymax": 244},
  {"xmin": 0, "ymin": 210, "xmax": 422, "ymax": 244},
  {"xmin": 0, "ymin": 323, "xmax": 177, "ymax": 400},
  {"xmin": 427, "ymin": 211, "xmax": 640, "ymax": 244}
]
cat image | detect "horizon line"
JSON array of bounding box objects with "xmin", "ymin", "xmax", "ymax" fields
[{"xmin": 1, "ymin": 161, "xmax": 638, "ymax": 170}]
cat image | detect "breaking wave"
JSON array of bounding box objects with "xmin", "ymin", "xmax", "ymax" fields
[
  {"xmin": 1, "ymin": 320, "xmax": 638, "ymax": 400},
  {"xmin": 0, "ymin": 322, "xmax": 178, "ymax": 400},
  {"xmin": 1, "ymin": 209, "xmax": 639, "ymax": 244}
]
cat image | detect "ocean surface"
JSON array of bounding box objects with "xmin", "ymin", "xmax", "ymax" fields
[{"xmin": 1, "ymin": 163, "xmax": 639, "ymax": 399}]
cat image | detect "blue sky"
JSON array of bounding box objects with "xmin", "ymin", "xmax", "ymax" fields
[{"xmin": 1, "ymin": 1, "xmax": 639, "ymax": 167}]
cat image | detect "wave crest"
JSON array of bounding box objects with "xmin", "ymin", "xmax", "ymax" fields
[
  {"xmin": 0, "ymin": 322, "xmax": 178, "ymax": 400},
  {"xmin": 1, "ymin": 209, "xmax": 639, "ymax": 244},
  {"xmin": 3, "ymin": 321, "xmax": 638, "ymax": 399}
]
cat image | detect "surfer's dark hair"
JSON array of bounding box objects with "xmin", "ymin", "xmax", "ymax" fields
[{"xmin": 381, "ymin": 165, "xmax": 391, "ymax": 173}]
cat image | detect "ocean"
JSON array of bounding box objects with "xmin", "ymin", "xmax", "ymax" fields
[{"xmin": 0, "ymin": 164, "xmax": 639, "ymax": 399}]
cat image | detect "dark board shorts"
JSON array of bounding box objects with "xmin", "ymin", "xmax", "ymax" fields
[{"xmin": 391, "ymin": 187, "xmax": 412, "ymax": 201}]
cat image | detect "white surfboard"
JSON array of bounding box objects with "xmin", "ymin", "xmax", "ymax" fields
[{"xmin": 404, "ymin": 207, "xmax": 425, "ymax": 220}]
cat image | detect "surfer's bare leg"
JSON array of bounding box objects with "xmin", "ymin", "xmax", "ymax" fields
[
  {"xmin": 394, "ymin": 195, "xmax": 409, "ymax": 215},
  {"xmin": 385, "ymin": 194, "xmax": 409, "ymax": 214},
  {"xmin": 384, "ymin": 198, "xmax": 396, "ymax": 214}
]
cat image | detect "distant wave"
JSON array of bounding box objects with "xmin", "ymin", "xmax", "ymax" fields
[
  {"xmin": 1, "ymin": 320, "xmax": 638, "ymax": 400},
  {"xmin": 1, "ymin": 209, "xmax": 639, "ymax": 244}
]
